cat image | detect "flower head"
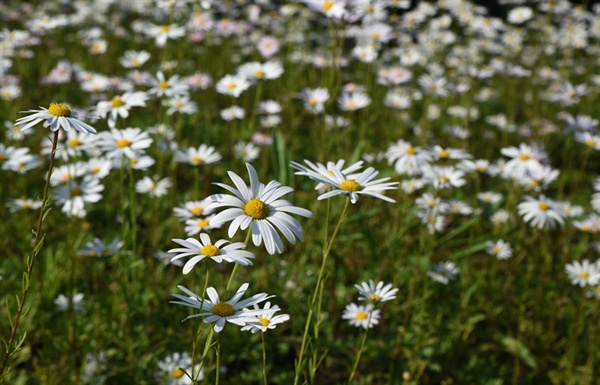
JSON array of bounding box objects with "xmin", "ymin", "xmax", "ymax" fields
[
  {"xmin": 342, "ymin": 303, "xmax": 381, "ymax": 329},
  {"xmin": 15, "ymin": 104, "xmax": 97, "ymax": 134},
  {"xmin": 206, "ymin": 163, "xmax": 313, "ymax": 255},
  {"xmin": 354, "ymin": 279, "xmax": 398, "ymax": 304}
]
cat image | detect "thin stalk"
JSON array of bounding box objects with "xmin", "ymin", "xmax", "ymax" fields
[
  {"xmin": 0, "ymin": 131, "xmax": 60, "ymax": 381},
  {"xmin": 348, "ymin": 311, "xmax": 373, "ymax": 383},
  {"xmin": 261, "ymin": 332, "xmax": 268, "ymax": 385},
  {"xmin": 191, "ymin": 264, "xmax": 211, "ymax": 383},
  {"xmin": 215, "ymin": 333, "xmax": 222, "ymax": 385},
  {"xmin": 294, "ymin": 198, "xmax": 351, "ymax": 385}
]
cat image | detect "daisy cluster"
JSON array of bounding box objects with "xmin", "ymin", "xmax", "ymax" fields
[{"xmin": 1, "ymin": 0, "xmax": 600, "ymax": 382}]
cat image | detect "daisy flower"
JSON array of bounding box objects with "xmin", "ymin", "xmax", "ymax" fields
[
  {"xmin": 354, "ymin": 280, "xmax": 398, "ymax": 304},
  {"xmin": 170, "ymin": 283, "xmax": 276, "ymax": 332},
  {"xmin": 427, "ymin": 261, "xmax": 459, "ymax": 285},
  {"xmin": 337, "ymin": 91, "xmax": 371, "ymax": 112},
  {"xmin": 146, "ymin": 23, "xmax": 186, "ymax": 47},
  {"xmin": 565, "ymin": 259, "xmax": 600, "ymax": 287},
  {"xmin": 216, "ymin": 74, "xmax": 251, "ymax": 98},
  {"xmin": 148, "ymin": 71, "xmax": 189, "ymax": 98},
  {"xmin": 206, "ymin": 163, "xmax": 313, "ymax": 255},
  {"xmin": 241, "ymin": 302, "xmax": 291, "ymax": 333},
  {"xmin": 54, "ymin": 293, "xmax": 85, "ymax": 312},
  {"xmin": 119, "ymin": 50, "xmax": 151, "ymax": 68},
  {"xmin": 164, "ymin": 96, "xmax": 198, "ymax": 115},
  {"xmin": 385, "ymin": 140, "xmax": 433, "ymax": 176},
  {"xmin": 5, "ymin": 198, "xmax": 43, "ymax": 213},
  {"xmin": 234, "ymin": 141, "xmax": 260, "ymax": 162},
  {"xmin": 342, "ymin": 303, "xmax": 381, "ymax": 329},
  {"xmin": 155, "ymin": 352, "xmax": 203, "ymax": 385},
  {"xmin": 290, "ymin": 159, "xmax": 364, "ymax": 191},
  {"xmin": 184, "ymin": 214, "xmax": 221, "ymax": 236},
  {"xmin": 135, "ymin": 176, "xmax": 171, "ymax": 197},
  {"xmin": 173, "ymin": 199, "xmax": 214, "ymax": 221},
  {"xmin": 78, "ymin": 238, "xmax": 124, "ymax": 257},
  {"xmin": 54, "ymin": 178, "xmax": 104, "ymax": 218},
  {"xmin": 174, "ymin": 144, "xmax": 222, "ymax": 166},
  {"xmin": 95, "ymin": 91, "xmax": 149, "ymax": 128},
  {"xmin": 15, "ymin": 103, "xmax": 97, "ymax": 134},
  {"xmin": 517, "ymin": 195, "xmax": 565, "ymax": 230},
  {"xmin": 98, "ymin": 127, "xmax": 153, "ymax": 159},
  {"xmin": 485, "ymin": 239, "xmax": 513, "ymax": 260},
  {"xmin": 169, "ymin": 233, "xmax": 255, "ymax": 274},
  {"xmin": 304, "ymin": 165, "xmax": 398, "ymax": 204},
  {"xmin": 237, "ymin": 61, "xmax": 284, "ymax": 82},
  {"xmin": 297, "ymin": 87, "xmax": 330, "ymax": 115}
]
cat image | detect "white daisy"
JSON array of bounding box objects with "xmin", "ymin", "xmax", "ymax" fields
[
  {"xmin": 240, "ymin": 302, "xmax": 290, "ymax": 333},
  {"xmin": 517, "ymin": 195, "xmax": 564, "ymax": 230},
  {"xmin": 15, "ymin": 103, "xmax": 97, "ymax": 134},
  {"xmin": 565, "ymin": 259, "xmax": 600, "ymax": 287},
  {"xmin": 342, "ymin": 303, "xmax": 381, "ymax": 329},
  {"xmin": 206, "ymin": 163, "xmax": 313, "ymax": 255},
  {"xmin": 169, "ymin": 233, "xmax": 255, "ymax": 274},
  {"xmin": 170, "ymin": 283, "xmax": 276, "ymax": 332},
  {"xmin": 354, "ymin": 280, "xmax": 398, "ymax": 304},
  {"xmin": 485, "ymin": 239, "xmax": 513, "ymax": 260}
]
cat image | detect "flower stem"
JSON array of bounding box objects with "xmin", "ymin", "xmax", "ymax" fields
[
  {"xmin": 262, "ymin": 332, "xmax": 268, "ymax": 385},
  {"xmin": 348, "ymin": 312, "xmax": 372, "ymax": 383},
  {"xmin": 192, "ymin": 263, "xmax": 211, "ymax": 382},
  {"xmin": 294, "ymin": 198, "xmax": 351, "ymax": 385},
  {"xmin": 216, "ymin": 333, "xmax": 222, "ymax": 385},
  {"xmin": 0, "ymin": 131, "xmax": 59, "ymax": 381}
]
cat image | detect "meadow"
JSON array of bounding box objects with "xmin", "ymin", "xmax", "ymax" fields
[{"xmin": 1, "ymin": 0, "xmax": 599, "ymax": 384}]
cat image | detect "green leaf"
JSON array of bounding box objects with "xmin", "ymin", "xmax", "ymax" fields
[{"xmin": 494, "ymin": 334, "xmax": 538, "ymax": 370}]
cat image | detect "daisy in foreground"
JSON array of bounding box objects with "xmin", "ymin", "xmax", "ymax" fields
[
  {"xmin": 15, "ymin": 103, "xmax": 97, "ymax": 134},
  {"xmin": 294, "ymin": 161, "xmax": 398, "ymax": 204},
  {"xmin": 342, "ymin": 303, "xmax": 381, "ymax": 329},
  {"xmin": 169, "ymin": 233, "xmax": 255, "ymax": 274},
  {"xmin": 206, "ymin": 163, "xmax": 313, "ymax": 255},
  {"xmin": 170, "ymin": 283, "xmax": 276, "ymax": 332}
]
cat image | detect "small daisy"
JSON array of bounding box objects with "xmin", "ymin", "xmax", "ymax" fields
[
  {"xmin": 485, "ymin": 239, "xmax": 513, "ymax": 260},
  {"xmin": 297, "ymin": 87, "xmax": 330, "ymax": 115},
  {"xmin": 241, "ymin": 302, "xmax": 290, "ymax": 333},
  {"xmin": 54, "ymin": 293, "xmax": 85, "ymax": 312},
  {"xmin": 174, "ymin": 144, "xmax": 222, "ymax": 166},
  {"xmin": 354, "ymin": 280, "xmax": 398, "ymax": 304},
  {"xmin": 173, "ymin": 199, "xmax": 214, "ymax": 221},
  {"xmin": 216, "ymin": 74, "xmax": 251, "ymax": 98},
  {"xmin": 517, "ymin": 195, "xmax": 564, "ymax": 230},
  {"xmin": 342, "ymin": 303, "xmax": 381, "ymax": 329},
  {"xmin": 337, "ymin": 91, "xmax": 371, "ymax": 112},
  {"xmin": 54, "ymin": 178, "xmax": 104, "ymax": 218},
  {"xmin": 95, "ymin": 91, "xmax": 148, "ymax": 128},
  {"xmin": 98, "ymin": 127, "xmax": 153, "ymax": 159},
  {"xmin": 78, "ymin": 238, "xmax": 123, "ymax": 257},
  {"xmin": 15, "ymin": 103, "xmax": 97, "ymax": 134},
  {"xmin": 234, "ymin": 141, "xmax": 260, "ymax": 162},
  {"xmin": 206, "ymin": 163, "xmax": 313, "ymax": 255},
  {"xmin": 119, "ymin": 50, "xmax": 151, "ymax": 68},
  {"xmin": 135, "ymin": 176, "xmax": 171, "ymax": 197},
  {"xmin": 170, "ymin": 283, "xmax": 276, "ymax": 332},
  {"xmin": 5, "ymin": 198, "xmax": 43, "ymax": 213},
  {"xmin": 156, "ymin": 352, "xmax": 203, "ymax": 385},
  {"xmin": 169, "ymin": 233, "xmax": 256, "ymax": 274},
  {"xmin": 565, "ymin": 259, "xmax": 600, "ymax": 287},
  {"xmin": 427, "ymin": 261, "xmax": 459, "ymax": 285},
  {"xmin": 184, "ymin": 215, "xmax": 220, "ymax": 236}
]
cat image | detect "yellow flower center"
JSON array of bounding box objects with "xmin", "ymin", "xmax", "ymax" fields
[
  {"xmin": 67, "ymin": 138, "xmax": 82, "ymax": 147},
  {"xmin": 258, "ymin": 317, "xmax": 270, "ymax": 327},
  {"xmin": 340, "ymin": 180, "xmax": 361, "ymax": 192},
  {"xmin": 48, "ymin": 103, "xmax": 72, "ymax": 117},
  {"xmin": 190, "ymin": 206, "xmax": 203, "ymax": 215},
  {"xmin": 323, "ymin": 1, "xmax": 333, "ymax": 11},
  {"xmin": 439, "ymin": 149, "xmax": 449, "ymax": 158},
  {"xmin": 347, "ymin": 101, "xmax": 357, "ymax": 110},
  {"xmin": 172, "ymin": 369, "xmax": 184, "ymax": 379},
  {"xmin": 493, "ymin": 246, "xmax": 501, "ymax": 254},
  {"xmin": 367, "ymin": 5, "xmax": 374, "ymax": 13},
  {"xmin": 244, "ymin": 199, "xmax": 269, "ymax": 219},
  {"xmin": 91, "ymin": 166, "xmax": 100, "ymax": 174},
  {"xmin": 439, "ymin": 176, "xmax": 450, "ymax": 184},
  {"xmin": 196, "ymin": 219, "xmax": 210, "ymax": 228},
  {"xmin": 586, "ymin": 138, "xmax": 596, "ymax": 148},
  {"xmin": 308, "ymin": 97, "xmax": 317, "ymax": 106},
  {"xmin": 406, "ymin": 147, "xmax": 416, "ymax": 155},
  {"xmin": 371, "ymin": 32, "xmax": 380, "ymax": 40},
  {"xmin": 62, "ymin": 174, "xmax": 71, "ymax": 182},
  {"xmin": 581, "ymin": 225, "xmax": 590, "ymax": 232},
  {"xmin": 158, "ymin": 81, "xmax": 169, "ymax": 90},
  {"xmin": 429, "ymin": 216, "xmax": 437, "ymax": 224},
  {"xmin": 254, "ymin": 69, "xmax": 265, "ymax": 78},
  {"xmin": 227, "ymin": 82, "xmax": 237, "ymax": 90},
  {"xmin": 355, "ymin": 311, "xmax": 368, "ymax": 320},
  {"xmin": 70, "ymin": 187, "xmax": 83, "ymax": 197},
  {"xmin": 212, "ymin": 302, "xmax": 235, "ymax": 317},
  {"xmin": 201, "ymin": 244, "xmax": 220, "ymax": 257},
  {"xmin": 132, "ymin": 58, "xmax": 140, "ymax": 67},
  {"xmin": 579, "ymin": 271, "xmax": 589, "ymax": 279},
  {"xmin": 160, "ymin": 25, "xmax": 170, "ymax": 33},
  {"xmin": 368, "ymin": 293, "xmax": 381, "ymax": 302},
  {"xmin": 190, "ymin": 155, "xmax": 203, "ymax": 165},
  {"xmin": 519, "ymin": 153, "xmax": 530, "ymax": 161},
  {"xmin": 0, "ymin": 154, "xmax": 6, "ymax": 162},
  {"xmin": 102, "ymin": 248, "xmax": 111, "ymax": 256},
  {"xmin": 111, "ymin": 96, "xmax": 125, "ymax": 108},
  {"xmin": 129, "ymin": 158, "xmax": 138, "ymax": 165},
  {"xmin": 116, "ymin": 139, "xmax": 131, "ymax": 148},
  {"xmin": 538, "ymin": 202, "xmax": 549, "ymax": 211}
]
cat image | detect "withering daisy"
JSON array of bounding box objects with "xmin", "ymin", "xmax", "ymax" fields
[
  {"xmin": 15, "ymin": 103, "xmax": 97, "ymax": 134},
  {"xmin": 206, "ymin": 163, "xmax": 313, "ymax": 255}
]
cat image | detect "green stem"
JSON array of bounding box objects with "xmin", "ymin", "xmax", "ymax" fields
[
  {"xmin": 262, "ymin": 332, "xmax": 268, "ymax": 385},
  {"xmin": 348, "ymin": 312, "xmax": 372, "ymax": 383},
  {"xmin": 294, "ymin": 198, "xmax": 351, "ymax": 385},
  {"xmin": 0, "ymin": 131, "xmax": 59, "ymax": 381},
  {"xmin": 216, "ymin": 333, "xmax": 222, "ymax": 385},
  {"xmin": 192, "ymin": 264, "xmax": 211, "ymax": 382}
]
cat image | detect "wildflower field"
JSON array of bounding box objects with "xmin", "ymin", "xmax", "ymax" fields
[{"xmin": 1, "ymin": 0, "xmax": 600, "ymax": 384}]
